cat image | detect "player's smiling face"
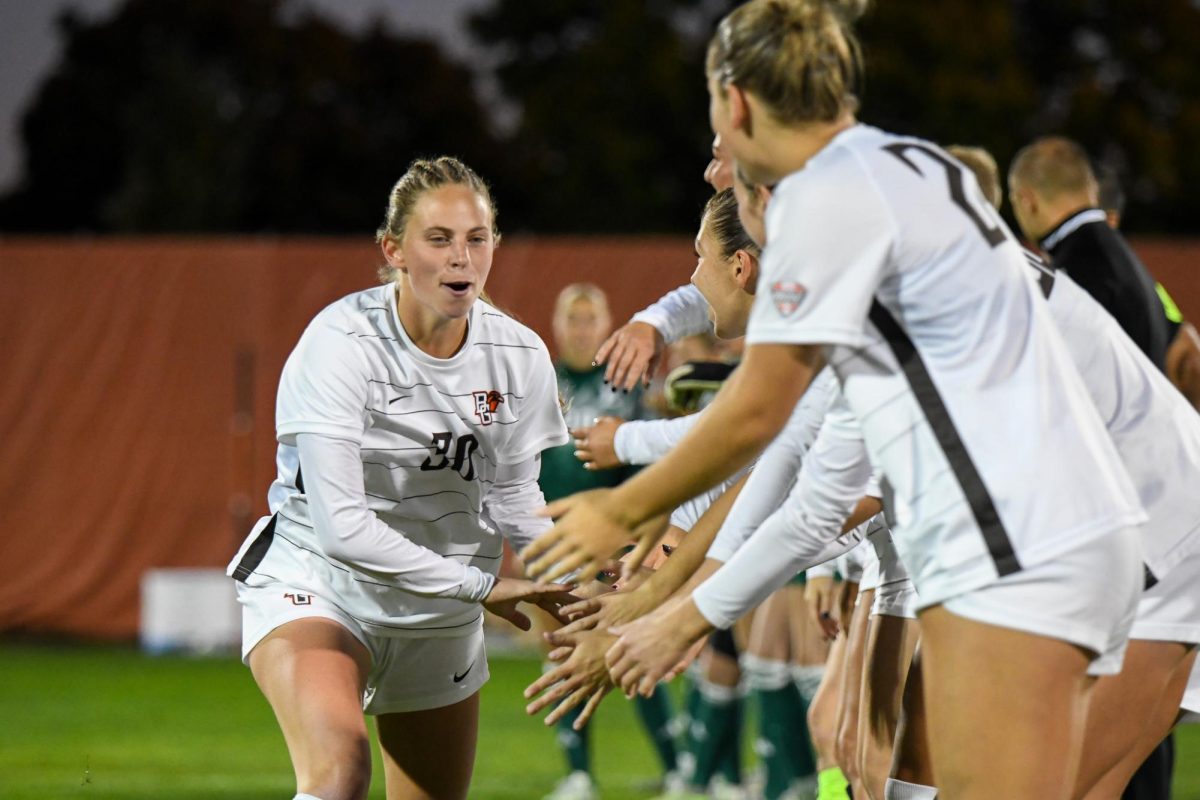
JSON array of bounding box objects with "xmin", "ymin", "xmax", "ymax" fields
[{"xmin": 384, "ymin": 184, "xmax": 495, "ymax": 320}]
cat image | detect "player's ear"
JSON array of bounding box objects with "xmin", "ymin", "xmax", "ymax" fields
[
  {"xmin": 727, "ymin": 83, "xmax": 752, "ymax": 134},
  {"xmin": 735, "ymin": 250, "xmax": 759, "ymax": 293},
  {"xmin": 381, "ymin": 237, "xmax": 407, "ymax": 273}
]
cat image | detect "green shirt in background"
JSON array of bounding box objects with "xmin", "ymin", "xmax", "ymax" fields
[{"xmin": 539, "ymin": 364, "xmax": 644, "ymax": 501}]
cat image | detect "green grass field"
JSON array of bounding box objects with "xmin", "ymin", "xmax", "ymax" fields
[{"xmin": 0, "ymin": 643, "xmax": 1197, "ymax": 799}]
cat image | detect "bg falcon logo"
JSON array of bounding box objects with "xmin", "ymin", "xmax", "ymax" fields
[{"xmin": 472, "ymin": 390, "xmax": 505, "ymax": 425}]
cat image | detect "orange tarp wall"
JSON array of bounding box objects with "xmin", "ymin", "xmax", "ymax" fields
[{"xmin": 1, "ymin": 236, "xmax": 1197, "ymax": 639}]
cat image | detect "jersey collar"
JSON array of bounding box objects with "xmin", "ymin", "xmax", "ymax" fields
[
  {"xmin": 388, "ymin": 286, "xmax": 478, "ymax": 368},
  {"xmin": 1039, "ymin": 208, "xmax": 1108, "ymax": 253}
]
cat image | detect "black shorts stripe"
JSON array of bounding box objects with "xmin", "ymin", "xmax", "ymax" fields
[
  {"xmin": 869, "ymin": 301, "xmax": 1021, "ymax": 576},
  {"xmin": 232, "ymin": 514, "xmax": 278, "ymax": 582}
]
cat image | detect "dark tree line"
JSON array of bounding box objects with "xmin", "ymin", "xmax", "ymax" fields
[{"xmin": 3, "ymin": 0, "xmax": 1199, "ymax": 234}]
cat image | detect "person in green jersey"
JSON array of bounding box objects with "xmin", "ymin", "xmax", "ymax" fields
[{"xmin": 540, "ymin": 283, "xmax": 683, "ymax": 800}]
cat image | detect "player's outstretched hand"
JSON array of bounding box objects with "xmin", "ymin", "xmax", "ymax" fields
[
  {"xmin": 524, "ymin": 489, "xmax": 669, "ymax": 584},
  {"xmin": 548, "ymin": 583, "xmax": 658, "ymax": 646},
  {"xmin": 804, "ymin": 574, "xmax": 840, "ymax": 640},
  {"xmin": 483, "ymin": 578, "xmax": 579, "ymax": 631},
  {"xmin": 593, "ymin": 321, "xmax": 665, "ymax": 392},
  {"xmin": 524, "ymin": 627, "xmax": 615, "ymax": 729},
  {"xmin": 571, "ymin": 416, "xmax": 625, "ymax": 470},
  {"xmin": 606, "ymin": 596, "xmax": 713, "ymax": 698}
]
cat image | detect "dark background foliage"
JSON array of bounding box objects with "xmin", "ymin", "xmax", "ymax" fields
[{"xmin": 2, "ymin": 0, "xmax": 1198, "ymax": 234}]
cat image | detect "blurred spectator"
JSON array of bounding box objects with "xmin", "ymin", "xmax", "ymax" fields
[
  {"xmin": 1009, "ymin": 136, "xmax": 1170, "ymax": 371},
  {"xmin": 537, "ymin": 283, "xmax": 681, "ymax": 800},
  {"xmin": 1011, "ymin": 138, "xmax": 1178, "ymax": 800}
]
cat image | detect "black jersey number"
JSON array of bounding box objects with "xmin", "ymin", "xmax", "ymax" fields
[
  {"xmin": 420, "ymin": 432, "xmax": 478, "ymax": 481},
  {"xmin": 883, "ymin": 142, "xmax": 1007, "ymax": 248}
]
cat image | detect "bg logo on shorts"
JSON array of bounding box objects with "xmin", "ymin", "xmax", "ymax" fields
[
  {"xmin": 472, "ymin": 390, "xmax": 505, "ymax": 425},
  {"xmin": 284, "ymin": 593, "xmax": 313, "ymax": 605}
]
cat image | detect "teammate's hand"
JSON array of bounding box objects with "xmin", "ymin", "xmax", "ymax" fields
[
  {"xmin": 594, "ymin": 321, "xmax": 665, "ymax": 392},
  {"xmin": 571, "ymin": 416, "xmax": 625, "ymax": 470},
  {"xmin": 548, "ymin": 584, "xmax": 657, "ymax": 645},
  {"xmin": 606, "ymin": 597, "xmax": 712, "ymax": 698},
  {"xmin": 524, "ymin": 489, "xmax": 669, "ymax": 583},
  {"xmin": 523, "ymin": 627, "xmax": 615, "ymax": 729},
  {"xmin": 804, "ymin": 575, "xmax": 840, "ymax": 640},
  {"xmin": 482, "ymin": 578, "xmax": 578, "ymax": 631}
]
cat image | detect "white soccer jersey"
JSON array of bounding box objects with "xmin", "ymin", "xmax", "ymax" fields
[
  {"xmin": 747, "ymin": 125, "xmax": 1143, "ymax": 607},
  {"xmin": 1025, "ymin": 252, "xmax": 1200, "ymax": 579},
  {"xmin": 228, "ymin": 286, "xmax": 569, "ymax": 637}
]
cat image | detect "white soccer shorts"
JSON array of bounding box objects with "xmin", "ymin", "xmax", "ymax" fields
[
  {"xmin": 237, "ymin": 581, "xmax": 489, "ymax": 714},
  {"xmin": 940, "ymin": 526, "xmax": 1141, "ymax": 676}
]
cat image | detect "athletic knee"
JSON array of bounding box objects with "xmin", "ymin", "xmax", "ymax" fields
[
  {"xmin": 300, "ymin": 734, "xmax": 372, "ymax": 800},
  {"xmin": 807, "ymin": 698, "xmax": 836, "ymax": 755},
  {"xmin": 835, "ymin": 727, "xmax": 858, "ymax": 782}
]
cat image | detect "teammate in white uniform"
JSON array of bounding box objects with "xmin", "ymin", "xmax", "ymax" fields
[
  {"xmin": 525, "ymin": 5, "xmax": 1146, "ymax": 798},
  {"xmin": 227, "ymin": 157, "xmax": 572, "ymax": 800}
]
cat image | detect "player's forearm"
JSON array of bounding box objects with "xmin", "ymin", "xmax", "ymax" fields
[
  {"xmin": 298, "ymin": 433, "xmax": 495, "ymax": 602},
  {"xmin": 611, "ymin": 344, "xmax": 820, "ymax": 524},
  {"xmin": 842, "ymin": 495, "xmax": 882, "ymax": 533}
]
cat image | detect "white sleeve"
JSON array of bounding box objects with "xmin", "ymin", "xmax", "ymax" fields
[
  {"xmin": 484, "ymin": 454, "xmax": 552, "ymax": 555},
  {"xmin": 297, "ymin": 433, "xmax": 495, "ymax": 602},
  {"xmin": 669, "ymin": 469, "xmax": 750, "ymax": 532},
  {"xmin": 497, "ymin": 341, "xmax": 570, "ymax": 464},
  {"xmin": 277, "ymin": 319, "xmax": 371, "ymax": 445},
  {"xmin": 613, "ymin": 413, "xmax": 703, "ymax": 465},
  {"xmin": 747, "ymin": 165, "xmax": 895, "ymax": 349},
  {"xmin": 691, "ymin": 398, "xmax": 875, "ymax": 629},
  {"xmin": 807, "ymin": 561, "xmax": 838, "ymax": 580},
  {"xmin": 706, "ymin": 369, "xmax": 837, "ymax": 562},
  {"xmin": 631, "ymin": 283, "xmax": 712, "ymax": 344}
]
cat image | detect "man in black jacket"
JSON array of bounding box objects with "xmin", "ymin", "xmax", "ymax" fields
[
  {"xmin": 1009, "ymin": 137, "xmax": 1176, "ymax": 800},
  {"xmin": 1009, "ymin": 136, "xmax": 1170, "ymax": 370}
]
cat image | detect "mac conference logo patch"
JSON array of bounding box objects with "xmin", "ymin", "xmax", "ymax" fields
[{"xmin": 771, "ymin": 281, "xmax": 807, "ymax": 316}]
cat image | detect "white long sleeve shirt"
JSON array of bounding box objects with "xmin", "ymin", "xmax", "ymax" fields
[
  {"xmin": 692, "ymin": 390, "xmax": 880, "ymax": 629},
  {"xmin": 227, "ymin": 289, "xmax": 569, "ymax": 637},
  {"xmin": 631, "ymin": 283, "xmax": 712, "ymax": 343}
]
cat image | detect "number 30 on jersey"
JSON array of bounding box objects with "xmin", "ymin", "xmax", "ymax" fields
[{"xmin": 421, "ymin": 432, "xmax": 479, "ymax": 481}]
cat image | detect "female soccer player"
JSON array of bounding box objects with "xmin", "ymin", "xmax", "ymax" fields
[
  {"xmin": 525, "ymin": 3, "xmax": 1147, "ymax": 798},
  {"xmin": 226, "ymin": 156, "xmax": 574, "ymax": 800}
]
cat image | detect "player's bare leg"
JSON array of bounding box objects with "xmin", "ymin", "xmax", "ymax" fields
[
  {"xmin": 377, "ymin": 692, "xmax": 481, "ymax": 800},
  {"xmin": 809, "ymin": 633, "xmax": 847, "ymax": 774},
  {"xmin": 1075, "ymin": 642, "xmax": 1197, "ymax": 799},
  {"xmin": 919, "ymin": 605, "xmax": 1095, "ymax": 800},
  {"xmin": 249, "ymin": 618, "xmax": 373, "ymax": 800},
  {"xmin": 889, "ymin": 647, "xmax": 934, "ymax": 789},
  {"xmin": 788, "ymin": 581, "xmax": 832, "ymax": 699},
  {"xmin": 857, "ymin": 614, "xmax": 918, "ymax": 800},
  {"xmin": 836, "ymin": 589, "xmax": 873, "ymax": 796}
]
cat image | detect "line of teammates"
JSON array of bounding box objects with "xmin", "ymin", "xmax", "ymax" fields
[{"xmin": 224, "ymin": 1, "xmax": 1199, "ymax": 799}]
